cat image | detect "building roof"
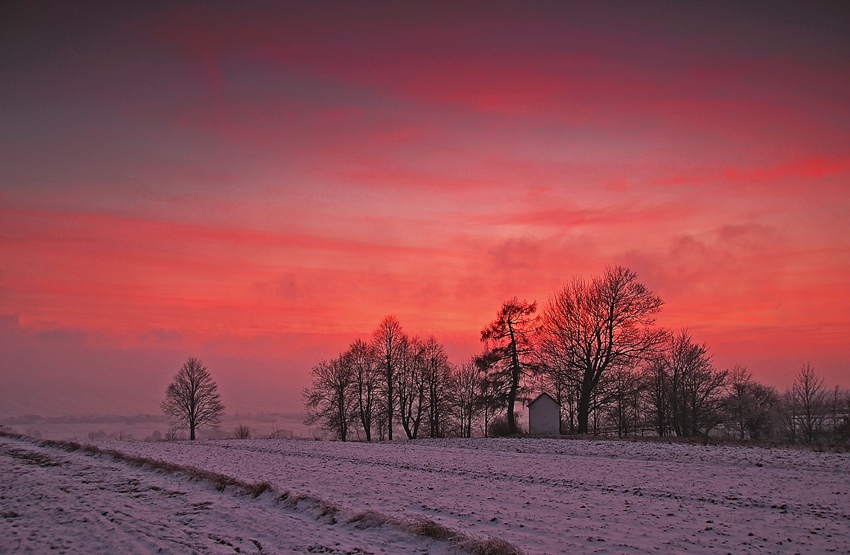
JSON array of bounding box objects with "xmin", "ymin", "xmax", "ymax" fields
[{"xmin": 528, "ymin": 392, "xmax": 559, "ymax": 407}]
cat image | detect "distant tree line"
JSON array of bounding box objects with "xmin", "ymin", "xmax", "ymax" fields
[{"xmin": 304, "ymin": 266, "xmax": 850, "ymax": 445}]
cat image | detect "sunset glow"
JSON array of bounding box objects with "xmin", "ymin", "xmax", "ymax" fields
[{"xmin": 1, "ymin": 3, "xmax": 848, "ymax": 416}]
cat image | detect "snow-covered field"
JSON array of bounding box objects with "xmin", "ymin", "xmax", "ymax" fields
[{"xmin": 2, "ymin": 434, "xmax": 849, "ymax": 554}]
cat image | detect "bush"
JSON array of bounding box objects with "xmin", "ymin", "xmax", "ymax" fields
[{"xmin": 489, "ymin": 416, "xmax": 518, "ymax": 438}]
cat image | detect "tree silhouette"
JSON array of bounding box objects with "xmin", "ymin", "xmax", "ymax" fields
[
  {"xmin": 372, "ymin": 315, "xmax": 404, "ymax": 441},
  {"xmin": 161, "ymin": 357, "xmax": 225, "ymax": 440},
  {"xmin": 541, "ymin": 266, "xmax": 665, "ymax": 434},
  {"xmin": 793, "ymin": 363, "xmax": 827, "ymax": 444},
  {"xmin": 663, "ymin": 330, "xmax": 726, "ymax": 437},
  {"xmin": 725, "ymin": 365, "xmax": 778, "ymax": 440},
  {"xmin": 423, "ymin": 336, "xmax": 452, "ymax": 438},
  {"xmin": 349, "ymin": 338, "xmax": 380, "ymax": 441},
  {"xmin": 303, "ymin": 355, "xmax": 356, "ymax": 441},
  {"xmin": 478, "ymin": 298, "xmax": 539, "ymax": 435},
  {"xmin": 396, "ymin": 335, "xmax": 427, "ymax": 439},
  {"xmin": 452, "ymin": 359, "xmax": 484, "ymax": 438}
]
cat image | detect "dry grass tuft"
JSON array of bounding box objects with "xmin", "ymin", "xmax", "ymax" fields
[
  {"xmin": 3, "ymin": 448, "xmax": 64, "ymax": 468},
  {"xmin": 347, "ymin": 509, "xmax": 522, "ymax": 555},
  {"xmin": 278, "ymin": 492, "xmax": 338, "ymax": 522},
  {"xmin": 348, "ymin": 510, "xmax": 392, "ymax": 530},
  {"xmin": 407, "ymin": 518, "xmax": 459, "ymax": 542},
  {"xmin": 460, "ymin": 537, "xmax": 525, "ymax": 555},
  {"xmin": 41, "ymin": 439, "xmax": 81, "ymax": 452},
  {"xmin": 246, "ymin": 481, "xmax": 273, "ymax": 498},
  {"xmin": 186, "ymin": 468, "xmax": 242, "ymax": 492},
  {"xmin": 0, "ymin": 428, "xmax": 27, "ymax": 440}
]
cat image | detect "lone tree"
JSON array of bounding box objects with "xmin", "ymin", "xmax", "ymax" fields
[
  {"xmin": 540, "ymin": 266, "xmax": 665, "ymax": 434},
  {"xmin": 161, "ymin": 357, "xmax": 225, "ymax": 440}
]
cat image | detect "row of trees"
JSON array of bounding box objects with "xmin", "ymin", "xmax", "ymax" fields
[
  {"xmin": 545, "ymin": 352, "xmax": 849, "ymax": 445},
  {"xmin": 304, "ymin": 266, "xmax": 849, "ymax": 444},
  {"xmin": 303, "ymin": 319, "xmax": 475, "ymax": 441}
]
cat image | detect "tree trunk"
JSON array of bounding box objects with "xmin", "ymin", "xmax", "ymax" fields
[
  {"xmin": 507, "ymin": 324, "xmax": 520, "ymax": 434},
  {"xmin": 386, "ymin": 357, "xmax": 393, "ymax": 441},
  {"xmin": 577, "ymin": 386, "xmax": 592, "ymax": 434}
]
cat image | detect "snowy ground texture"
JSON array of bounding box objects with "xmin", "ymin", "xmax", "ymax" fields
[{"xmin": 2, "ymin": 434, "xmax": 849, "ymax": 554}]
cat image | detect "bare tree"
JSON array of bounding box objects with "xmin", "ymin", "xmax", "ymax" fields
[
  {"xmin": 233, "ymin": 424, "xmax": 251, "ymax": 439},
  {"xmin": 601, "ymin": 364, "xmax": 644, "ymax": 437},
  {"xmin": 724, "ymin": 365, "xmax": 779, "ymax": 440},
  {"xmin": 372, "ymin": 315, "xmax": 404, "ymax": 441},
  {"xmin": 452, "ymin": 359, "xmax": 484, "ymax": 438},
  {"xmin": 161, "ymin": 357, "xmax": 225, "ymax": 440},
  {"xmin": 422, "ymin": 336, "xmax": 452, "ymax": 438},
  {"xmin": 478, "ymin": 371, "xmax": 504, "ymax": 437},
  {"xmin": 303, "ymin": 355, "xmax": 356, "ymax": 441},
  {"xmin": 665, "ymin": 330, "xmax": 726, "ymax": 437},
  {"xmin": 793, "ymin": 363, "xmax": 827, "ymax": 444},
  {"xmin": 780, "ymin": 388, "xmax": 799, "ymax": 443},
  {"xmin": 835, "ymin": 389, "xmax": 850, "ymax": 442},
  {"xmin": 349, "ymin": 339, "xmax": 380, "ymax": 441},
  {"xmin": 373, "ymin": 396, "xmax": 389, "ymax": 441},
  {"xmin": 540, "ymin": 266, "xmax": 665, "ymax": 434},
  {"xmin": 828, "ymin": 386, "xmax": 849, "ymax": 441},
  {"xmin": 396, "ymin": 335, "xmax": 427, "ymax": 439},
  {"xmin": 643, "ymin": 355, "xmax": 672, "ymax": 437},
  {"xmin": 478, "ymin": 298, "xmax": 539, "ymax": 435}
]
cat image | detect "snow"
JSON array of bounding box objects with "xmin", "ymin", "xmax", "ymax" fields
[
  {"xmin": 3, "ymin": 434, "xmax": 849, "ymax": 554},
  {"xmin": 0, "ymin": 436, "xmax": 462, "ymax": 554}
]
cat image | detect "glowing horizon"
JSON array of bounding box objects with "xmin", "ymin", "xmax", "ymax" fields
[{"xmin": 1, "ymin": 3, "xmax": 847, "ymax": 416}]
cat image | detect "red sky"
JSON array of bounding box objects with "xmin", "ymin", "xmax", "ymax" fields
[{"xmin": 1, "ymin": 2, "xmax": 848, "ymax": 417}]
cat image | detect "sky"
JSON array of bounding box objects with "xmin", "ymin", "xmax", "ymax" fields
[{"xmin": 1, "ymin": 2, "xmax": 848, "ymax": 417}]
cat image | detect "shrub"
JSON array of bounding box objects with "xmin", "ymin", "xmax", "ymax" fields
[
  {"xmin": 489, "ymin": 416, "xmax": 516, "ymax": 438},
  {"xmin": 408, "ymin": 518, "xmax": 458, "ymax": 542}
]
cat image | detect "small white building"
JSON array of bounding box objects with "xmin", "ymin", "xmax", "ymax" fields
[{"xmin": 528, "ymin": 392, "xmax": 560, "ymax": 436}]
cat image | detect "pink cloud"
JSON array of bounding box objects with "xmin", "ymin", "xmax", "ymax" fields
[{"xmin": 2, "ymin": 3, "xmax": 848, "ymax": 416}]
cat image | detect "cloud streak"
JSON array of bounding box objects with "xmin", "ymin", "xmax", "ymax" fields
[{"xmin": 1, "ymin": 3, "xmax": 848, "ymax": 414}]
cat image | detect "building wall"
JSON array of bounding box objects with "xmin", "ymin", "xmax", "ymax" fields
[{"xmin": 529, "ymin": 395, "xmax": 560, "ymax": 436}]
